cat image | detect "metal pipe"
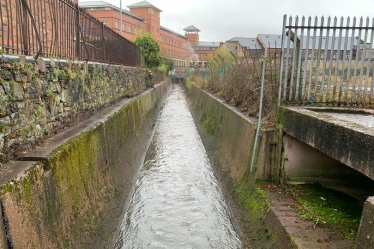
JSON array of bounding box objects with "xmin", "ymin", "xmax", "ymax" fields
[{"xmin": 250, "ymin": 59, "xmax": 266, "ymax": 172}]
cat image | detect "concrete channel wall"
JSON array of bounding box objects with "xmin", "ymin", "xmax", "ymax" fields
[
  {"xmin": 184, "ymin": 81, "xmax": 278, "ymax": 184},
  {"xmin": 184, "ymin": 81, "xmax": 298, "ymax": 248},
  {"xmin": 0, "ymin": 80, "xmax": 171, "ymax": 249}
]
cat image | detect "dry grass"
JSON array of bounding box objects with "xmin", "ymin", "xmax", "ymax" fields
[{"xmin": 190, "ymin": 56, "xmax": 280, "ymax": 128}]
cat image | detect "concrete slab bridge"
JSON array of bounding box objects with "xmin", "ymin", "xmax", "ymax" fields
[{"xmin": 277, "ymin": 15, "xmax": 374, "ymax": 248}]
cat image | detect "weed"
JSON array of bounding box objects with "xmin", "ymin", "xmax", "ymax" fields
[
  {"xmin": 292, "ymin": 183, "xmax": 362, "ymax": 240},
  {"xmin": 34, "ymin": 106, "xmax": 43, "ymax": 116},
  {"xmin": 288, "ymin": 235, "xmax": 297, "ymax": 248},
  {"xmin": 190, "ymin": 50, "xmax": 279, "ymax": 129},
  {"xmin": 54, "ymin": 96, "xmax": 61, "ymax": 106},
  {"xmin": 0, "ymin": 123, "xmax": 9, "ymax": 133},
  {"xmin": 236, "ymin": 180, "xmax": 270, "ymax": 221},
  {"xmin": 6, "ymin": 93, "xmax": 13, "ymax": 101},
  {"xmin": 203, "ymin": 116, "xmax": 215, "ymax": 135},
  {"xmin": 45, "ymin": 89, "xmax": 53, "ymax": 97}
]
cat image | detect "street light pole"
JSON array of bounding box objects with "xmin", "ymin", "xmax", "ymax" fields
[{"xmin": 120, "ymin": 0, "xmax": 122, "ymax": 36}]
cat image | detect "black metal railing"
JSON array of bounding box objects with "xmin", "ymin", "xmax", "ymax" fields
[{"xmin": 0, "ymin": 0, "xmax": 141, "ymax": 66}]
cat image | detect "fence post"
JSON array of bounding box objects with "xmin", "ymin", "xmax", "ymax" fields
[
  {"xmin": 102, "ymin": 23, "xmax": 105, "ymax": 62},
  {"xmin": 75, "ymin": 6, "xmax": 80, "ymax": 59},
  {"xmin": 21, "ymin": 0, "xmax": 29, "ymax": 55},
  {"xmin": 278, "ymin": 14, "xmax": 287, "ymax": 107}
]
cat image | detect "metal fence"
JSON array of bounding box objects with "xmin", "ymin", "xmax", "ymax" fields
[
  {"xmin": 278, "ymin": 15, "xmax": 374, "ymax": 106},
  {"xmin": 0, "ymin": 0, "xmax": 141, "ymax": 66}
]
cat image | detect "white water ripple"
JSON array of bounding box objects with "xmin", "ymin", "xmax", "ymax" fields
[{"xmin": 120, "ymin": 84, "xmax": 242, "ymax": 249}]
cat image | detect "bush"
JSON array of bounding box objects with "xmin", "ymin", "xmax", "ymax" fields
[{"xmin": 192, "ymin": 51, "xmax": 280, "ymax": 128}]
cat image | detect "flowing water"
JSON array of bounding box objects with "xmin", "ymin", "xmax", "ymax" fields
[{"xmin": 120, "ymin": 85, "xmax": 242, "ymax": 249}]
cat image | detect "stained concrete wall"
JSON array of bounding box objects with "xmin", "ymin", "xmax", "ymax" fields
[
  {"xmin": 282, "ymin": 133, "xmax": 359, "ymax": 183},
  {"xmin": 184, "ymin": 82, "xmax": 301, "ymax": 248},
  {"xmin": 279, "ymin": 106, "xmax": 374, "ymax": 181},
  {"xmin": 0, "ymin": 80, "xmax": 171, "ymax": 248},
  {"xmin": 279, "ymin": 107, "xmax": 374, "ymax": 247},
  {"xmin": 356, "ymin": 196, "xmax": 374, "ymax": 249},
  {"xmin": 184, "ymin": 81, "xmax": 278, "ymax": 185}
]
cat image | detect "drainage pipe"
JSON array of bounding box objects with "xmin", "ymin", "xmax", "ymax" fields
[{"xmin": 250, "ymin": 59, "xmax": 266, "ymax": 172}]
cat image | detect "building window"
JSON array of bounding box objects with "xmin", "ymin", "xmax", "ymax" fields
[
  {"xmin": 102, "ymin": 20, "xmax": 107, "ymax": 26},
  {"xmin": 129, "ymin": 26, "xmax": 132, "ymax": 33},
  {"xmin": 115, "ymin": 22, "xmax": 118, "ymax": 28},
  {"xmin": 122, "ymin": 23, "xmax": 126, "ymax": 30}
]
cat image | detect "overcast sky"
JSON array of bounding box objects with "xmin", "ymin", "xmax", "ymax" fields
[{"xmin": 80, "ymin": 0, "xmax": 374, "ymax": 42}]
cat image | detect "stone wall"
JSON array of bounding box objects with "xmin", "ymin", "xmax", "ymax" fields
[
  {"xmin": 0, "ymin": 55, "xmax": 158, "ymax": 165},
  {"xmin": 0, "ymin": 80, "xmax": 171, "ymax": 248}
]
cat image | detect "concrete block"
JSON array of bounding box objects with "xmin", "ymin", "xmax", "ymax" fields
[{"xmin": 356, "ymin": 196, "xmax": 374, "ymax": 249}]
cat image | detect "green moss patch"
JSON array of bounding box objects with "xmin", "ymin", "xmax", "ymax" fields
[
  {"xmin": 291, "ymin": 183, "xmax": 362, "ymax": 240},
  {"xmin": 236, "ymin": 179, "xmax": 270, "ymax": 222},
  {"xmin": 185, "ymin": 79, "xmax": 192, "ymax": 97},
  {"xmin": 203, "ymin": 116, "xmax": 215, "ymax": 136}
]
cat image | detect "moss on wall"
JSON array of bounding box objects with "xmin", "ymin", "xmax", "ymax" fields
[
  {"xmin": 0, "ymin": 80, "xmax": 171, "ymax": 248},
  {"xmin": 0, "ymin": 57, "xmax": 151, "ymax": 167}
]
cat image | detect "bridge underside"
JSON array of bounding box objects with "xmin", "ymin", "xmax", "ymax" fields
[{"xmin": 279, "ymin": 106, "xmax": 374, "ymax": 182}]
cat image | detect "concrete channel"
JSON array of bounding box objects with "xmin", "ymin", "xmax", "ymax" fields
[{"xmin": 0, "ymin": 79, "xmax": 373, "ymax": 248}]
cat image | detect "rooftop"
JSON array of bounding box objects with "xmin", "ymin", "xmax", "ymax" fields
[
  {"xmin": 183, "ymin": 25, "xmax": 200, "ymax": 32},
  {"xmin": 161, "ymin": 26, "xmax": 187, "ymax": 40},
  {"xmin": 257, "ymin": 34, "xmax": 284, "ymax": 48},
  {"xmin": 78, "ymin": 1, "xmax": 144, "ymax": 21},
  {"xmin": 257, "ymin": 34, "xmax": 361, "ymax": 49},
  {"xmin": 127, "ymin": 1, "xmax": 162, "ymax": 12},
  {"xmin": 228, "ymin": 37, "xmax": 264, "ymax": 50}
]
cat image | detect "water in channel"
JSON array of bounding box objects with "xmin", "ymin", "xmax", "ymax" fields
[{"xmin": 120, "ymin": 84, "xmax": 242, "ymax": 249}]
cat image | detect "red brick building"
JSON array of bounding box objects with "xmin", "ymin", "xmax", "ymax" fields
[
  {"xmin": 183, "ymin": 25, "xmax": 219, "ymax": 68},
  {"xmin": 79, "ymin": 0, "xmax": 190, "ymax": 68}
]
